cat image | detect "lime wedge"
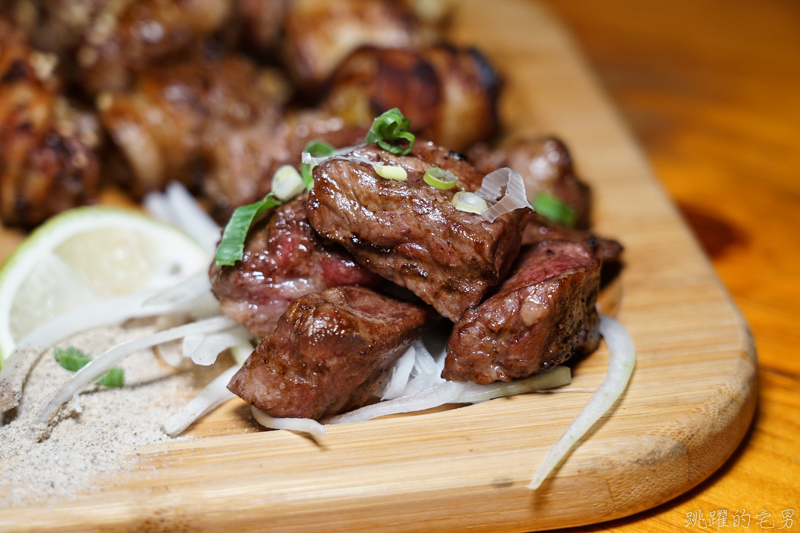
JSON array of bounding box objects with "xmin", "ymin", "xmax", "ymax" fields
[{"xmin": 0, "ymin": 206, "xmax": 210, "ymax": 365}]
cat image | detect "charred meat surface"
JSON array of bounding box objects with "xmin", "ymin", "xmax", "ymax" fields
[
  {"xmin": 53, "ymin": 0, "xmax": 232, "ymax": 94},
  {"xmin": 469, "ymin": 136, "xmax": 592, "ymax": 230},
  {"xmin": 444, "ymin": 239, "xmax": 601, "ymax": 384},
  {"xmin": 306, "ymin": 141, "xmax": 530, "ymax": 321},
  {"xmin": 0, "ymin": 20, "xmax": 100, "ymax": 228},
  {"xmin": 282, "ymin": 0, "xmax": 422, "ymax": 95},
  {"xmin": 100, "ymin": 50, "xmax": 368, "ymax": 214},
  {"xmin": 99, "ymin": 53, "xmax": 283, "ymax": 199},
  {"xmin": 323, "ymin": 44, "xmax": 501, "ymax": 152},
  {"xmin": 523, "ymin": 213, "xmax": 624, "ymax": 287},
  {"xmin": 210, "ymin": 195, "xmax": 381, "ymax": 337},
  {"xmin": 228, "ymin": 285, "xmax": 434, "ymax": 420}
]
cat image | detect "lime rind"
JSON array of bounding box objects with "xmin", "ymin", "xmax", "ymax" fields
[{"xmin": 0, "ymin": 206, "xmax": 210, "ymax": 365}]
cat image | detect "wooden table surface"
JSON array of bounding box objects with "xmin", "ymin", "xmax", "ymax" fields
[{"xmin": 536, "ymin": 0, "xmax": 800, "ymax": 531}]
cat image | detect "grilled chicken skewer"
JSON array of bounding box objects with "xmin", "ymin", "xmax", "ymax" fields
[
  {"xmin": 18, "ymin": 0, "xmax": 232, "ymax": 94},
  {"xmin": 0, "ymin": 19, "xmax": 101, "ymax": 228},
  {"xmin": 322, "ymin": 44, "xmax": 501, "ymax": 153}
]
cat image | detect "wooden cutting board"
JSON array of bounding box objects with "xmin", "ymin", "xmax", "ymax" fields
[{"xmin": 0, "ymin": 0, "xmax": 756, "ymax": 530}]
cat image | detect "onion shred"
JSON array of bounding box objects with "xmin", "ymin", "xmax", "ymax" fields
[{"xmin": 527, "ymin": 314, "xmax": 636, "ymax": 489}]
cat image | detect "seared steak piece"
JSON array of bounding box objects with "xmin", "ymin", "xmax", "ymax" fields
[
  {"xmin": 523, "ymin": 213, "xmax": 624, "ymax": 286},
  {"xmin": 306, "ymin": 142, "xmax": 530, "ymax": 321},
  {"xmin": 228, "ymin": 286, "xmax": 434, "ymax": 420},
  {"xmin": 443, "ymin": 239, "xmax": 601, "ymax": 384},
  {"xmin": 468, "ymin": 136, "xmax": 592, "ymax": 230},
  {"xmin": 210, "ymin": 195, "xmax": 381, "ymax": 337}
]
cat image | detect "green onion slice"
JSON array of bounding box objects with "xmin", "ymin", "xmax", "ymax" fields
[
  {"xmin": 452, "ymin": 191, "xmax": 488, "ymax": 214},
  {"xmin": 301, "ymin": 140, "xmax": 335, "ymax": 190},
  {"xmin": 272, "ymin": 165, "xmax": 305, "ymax": 201},
  {"xmin": 374, "ymin": 165, "xmax": 408, "ymax": 181},
  {"xmin": 533, "ymin": 192, "xmax": 577, "ymax": 227},
  {"xmin": 423, "ymin": 167, "xmax": 458, "ymax": 189},
  {"xmin": 214, "ymin": 193, "xmax": 282, "ymax": 266},
  {"xmin": 54, "ymin": 346, "xmax": 124, "ymax": 387},
  {"xmin": 365, "ymin": 108, "xmax": 415, "ymax": 155}
]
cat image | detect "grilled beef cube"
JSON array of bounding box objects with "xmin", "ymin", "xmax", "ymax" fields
[
  {"xmin": 469, "ymin": 136, "xmax": 592, "ymax": 230},
  {"xmin": 306, "ymin": 142, "xmax": 530, "ymax": 321},
  {"xmin": 524, "ymin": 213, "xmax": 624, "ymax": 287},
  {"xmin": 323, "ymin": 44, "xmax": 501, "ymax": 152},
  {"xmin": 228, "ymin": 285, "xmax": 434, "ymax": 420},
  {"xmin": 210, "ymin": 195, "xmax": 381, "ymax": 337},
  {"xmin": 443, "ymin": 239, "xmax": 601, "ymax": 384}
]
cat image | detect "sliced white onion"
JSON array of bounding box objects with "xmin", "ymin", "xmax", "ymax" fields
[
  {"xmin": 251, "ymin": 406, "xmax": 325, "ymax": 440},
  {"xmin": 144, "ymin": 270, "xmax": 212, "ymax": 307},
  {"xmin": 165, "ymin": 182, "xmax": 222, "ymax": 255},
  {"xmin": 182, "ymin": 334, "xmax": 205, "ymax": 358},
  {"xmin": 380, "ymin": 344, "xmax": 417, "ymax": 400},
  {"xmin": 35, "ymin": 316, "xmax": 238, "ymax": 429},
  {"xmin": 475, "ymin": 167, "xmax": 532, "ymax": 223},
  {"xmin": 400, "ymin": 339, "xmax": 446, "ymax": 397},
  {"xmin": 188, "ymin": 292, "xmax": 225, "ymax": 320},
  {"xmin": 230, "ymin": 342, "xmax": 254, "ymax": 365},
  {"xmin": 271, "ymin": 165, "xmax": 305, "ymax": 201},
  {"xmin": 0, "ymin": 288, "xmax": 211, "ymax": 414},
  {"xmin": 163, "ymin": 364, "xmax": 240, "ymax": 437},
  {"xmin": 528, "ymin": 314, "xmax": 636, "ymax": 489},
  {"xmin": 143, "ymin": 192, "xmax": 179, "ymax": 226},
  {"xmin": 454, "ymin": 365, "xmax": 571, "ymax": 404},
  {"xmin": 324, "ymin": 381, "xmax": 466, "ymax": 425},
  {"xmin": 188, "ymin": 328, "xmax": 251, "ymax": 366}
]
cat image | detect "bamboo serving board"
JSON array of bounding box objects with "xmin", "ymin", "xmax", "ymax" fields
[{"xmin": 0, "ymin": 0, "xmax": 757, "ymax": 531}]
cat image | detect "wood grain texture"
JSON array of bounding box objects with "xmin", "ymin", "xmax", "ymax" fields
[
  {"xmin": 536, "ymin": 0, "xmax": 800, "ymax": 531},
  {"xmin": 0, "ymin": 1, "xmax": 763, "ymax": 531}
]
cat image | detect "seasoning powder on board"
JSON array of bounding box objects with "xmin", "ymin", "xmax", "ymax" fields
[{"xmin": 0, "ymin": 323, "xmax": 230, "ymax": 506}]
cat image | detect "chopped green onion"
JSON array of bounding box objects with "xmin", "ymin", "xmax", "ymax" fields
[
  {"xmin": 54, "ymin": 346, "xmax": 124, "ymax": 388},
  {"xmin": 533, "ymin": 192, "xmax": 577, "ymax": 227},
  {"xmin": 423, "ymin": 167, "xmax": 458, "ymax": 189},
  {"xmin": 97, "ymin": 368, "xmax": 125, "ymax": 388},
  {"xmin": 301, "ymin": 140, "xmax": 335, "ymax": 190},
  {"xmin": 375, "ymin": 165, "xmax": 408, "ymax": 181},
  {"xmin": 271, "ymin": 165, "xmax": 305, "ymax": 201},
  {"xmin": 54, "ymin": 346, "xmax": 91, "ymax": 372},
  {"xmin": 452, "ymin": 191, "xmax": 488, "ymax": 214},
  {"xmin": 365, "ymin": 108, "xmax": 415, "ymax": 155},
  {"xmin": 214, "ymin": 193, "xmax": 282, "ymax": 266}
]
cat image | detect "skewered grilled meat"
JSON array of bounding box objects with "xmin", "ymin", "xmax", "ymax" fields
[
  {"xmin": 444, "ymin": 239, "xmax": 601, "ymax": 384},
  {"xmin": 322, "ymin": 44, "xmax": 501, "ymax": 153},
  {"xmin": 282, "ymin": 0, "xmax": 423, "ymax": 95},
  {"xmin": 235, "ymin": 0, "xmax": 288, "ymax": 55},
  {"xmin": 209, "ymin": 195, "xmax": 382, "ymax": 337},
  {"xmin": 469, "ymin": 136, "xmax": 592, "ymax": 230},
  {"xmin": 306, "ymin": 141, "xmax": 531, "ymax": 321},
  {"xmin": 228, "ymin": 285, "xmax": 434, "ymax": 420},
  {"xmin": 99, "ymin": 50, "xmax": 371, "ymax": 213},
  {"xmin": 23, "ymin": 0, "xmax": 233, "ymax": 94},
  {"xmin": 0, "ymin": 20, "xmax": 101, "ymax": 228},
  {"xmin": 99, "ymin": 53, "xmax": 284, "ymax": 199}
]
